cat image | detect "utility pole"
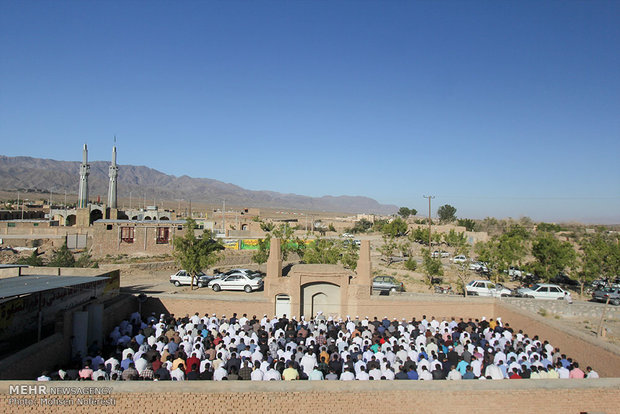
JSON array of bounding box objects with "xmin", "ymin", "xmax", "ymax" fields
[
  {"xmin": 222, "ymin": 200, "xmax": 226, "ymax": 235},
  {"xmin": 423, "ymin": 195, "xmax": 435, "ymax": 254}
]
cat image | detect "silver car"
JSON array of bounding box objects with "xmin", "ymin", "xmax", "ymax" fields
[
  {"xmin": 170, "ymin": 270, "xmax": 213, "ymax": 288},
  {"xmin": 372, "ymin": 276, "xmax": 404, "ymax": 294},
  {"xmin": 208, "ymin": 273, "xmax": 264, "ymax": 293}
]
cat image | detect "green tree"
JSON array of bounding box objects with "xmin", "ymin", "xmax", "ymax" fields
[
  {"xmin": 437, "ymin": 204, "xmax": 457, "ymax": 223},
  {"xmin": 537, "ymin": 222, "xmax": 563, "ymax": 233},
  {"xmin": 409, "ymin": 227, "xmax": 430, "ymax": 245},
  {"xmin": 292, "ymin": 236, "xmax": 308, "ymax": 260},
  {"xmin": 340, "ymin": 240, "xmax": 359, "ymax": 270},
  {"xmin": 349, "ymin": 219, "xmax": 373, "ymax": 234},
  {"xmin": 474, "ymin": 239, "xmax": 502, "ymax": 281},
  {"xmin": 398, "ymin": 240, "xmax": 412, "ymax": 257},
  {"xmin": 443, "ymin": 229, "xmax": 468, "ymax": 256},
  {"xmin": 303, "ymin": 239, "xmax": 341, "ymax": 265},
  {"xmin": 372, "ymin": 219, "xmax": 389, "ymax": 233},
  {"xmin": 421, "ymin": 248, "xmax": 443, "ymax": 285},
  {"xmin": 382, "ymin": 218, "xmax": 409, "ymax": 238},
  {"xmin": 455, "ymin": 261, "xmax": 472, "ymax": 297},
  {"xmin": 173, "ymin": 218, "xmax": 224, "ymax": 289},
  {"xmin": 531, "ymin": 232, "xmax": 576, "ymax": 282},
  {"xmin": 260, "ymin": 222, "xmax": 275, "ymax": 232},
  {"xmin": 328, "ymin": 223, "xmax": 336, "ymax": 232},
  {"xmin": 273, "ymin": 224, "xmax": 295, "ymax": 260},
  {"xmin": 75, "ymin": 252, "xmax": 96, "ymax": 268},
  {"xmin": 252, "ymin": 235, "xmax": 271, "ymax": 272},
  {"xmin": 17, "ymin": 251, "xmax": 44, "ymax": 266},
  {"xmin": 378, "ymin": 235, "xmax": 398, "ymax": 266},
  {"xmin": 577, "ymin": 233, "xmax": 620, "ymax": 296},
  {"xmin": 398, "ymin": 207, "xmax": 417, "ymax": 219},
  {"xmin": 457, "ymin": 218, "xmax": 477, "ymax": 232},
  {"xmin": 404, "ymin": 257, "xmax": 417, "ymax": 271},
  {"xmin": 49, "ymin": 242, "xmax": 75, "ymax": 267}
]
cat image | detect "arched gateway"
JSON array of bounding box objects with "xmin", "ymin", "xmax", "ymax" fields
[{"xmin": 263, "ymin": 239, "xmax": 373, "ymax": 319}]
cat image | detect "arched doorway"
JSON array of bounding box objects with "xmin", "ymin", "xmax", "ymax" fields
[
  {"xmin": 89, "ymin": 209, "xmax": 103, "ymax": 225},
  {"xmin": 66, "ymin": 214, "xmax": 77, "ymax": 226},
  {"xmin": 301, "ymin": 282, "xmax": 340, "ymax": 318}
]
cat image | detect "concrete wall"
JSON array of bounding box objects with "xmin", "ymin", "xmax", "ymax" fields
[{"xmin": 1, "ymin": 379, "xmax": 618, "ymax": 414}]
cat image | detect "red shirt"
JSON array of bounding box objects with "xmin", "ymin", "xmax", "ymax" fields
[
  {"xmin": 509, "ymin": 372, "xmax": 522, "ymax": 379},
  {"xmin": 186, "ymin": 356, "xmax": 200, "ymax": 373}
]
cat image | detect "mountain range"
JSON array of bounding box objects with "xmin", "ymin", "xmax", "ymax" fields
[{"xmin": 0, "ymin": 155, "xmax": 398, "ymax": 215}]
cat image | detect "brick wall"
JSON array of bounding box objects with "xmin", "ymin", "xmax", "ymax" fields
[{"xmin": 1, "ymin": 379, "xmax": 618, "ymax": 413}]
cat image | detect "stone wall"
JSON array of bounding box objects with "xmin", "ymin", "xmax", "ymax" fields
[{"xmin": 502, "ymin": 296, "xmax": 620, "ymax": 320}]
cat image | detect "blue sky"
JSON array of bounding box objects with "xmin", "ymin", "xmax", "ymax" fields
[{"xmin": 1, "ymin": 1, "xmax": 619, "ymax": 223}]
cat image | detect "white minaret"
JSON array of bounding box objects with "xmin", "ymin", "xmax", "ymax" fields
[
  {"xmin": 78, "ymin": 144, "xmax": 90, "ymax": 208},
  {"xmin": 107, "ymin": 141, "xmax": 118, "ymax": 209}
]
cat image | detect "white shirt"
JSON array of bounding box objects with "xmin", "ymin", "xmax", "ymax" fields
[
  {"xmin": 251, "ymin": 369, "xmax": 264, "ymax": 381},
  {"xmin": 264, "ymin": 368, "xmax": 281, "ymax": 381},
  {"xmin": 213, "ymin": 367, "xmax": 228, "ymax": 381},
  {"xmin": 447, "ymin": 369, "xmax": 462, "ymax": 380},
  {"xmin": 419, "ymin": 370, "xmax": 433, "ymax": 380},
  {"xmin": 171, "ymin": 368, "xmax": 185, "ymax": 381},
  {"xmin": 340, "ymin": 371, "xmax": 355, "ymax": 381}
]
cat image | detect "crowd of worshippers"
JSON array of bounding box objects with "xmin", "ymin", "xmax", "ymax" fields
[{"xmin": 37, "ymin": 311, "xmax": 600, "ymax": 381}]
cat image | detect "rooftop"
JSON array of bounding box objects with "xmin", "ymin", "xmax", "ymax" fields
[{"xmin": 0, "ymin": 275, "xmax": 109, "ymax": 300}]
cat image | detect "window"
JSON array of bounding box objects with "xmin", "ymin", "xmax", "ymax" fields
[
  {"xmin": 7, "ymin": 223, "xmax": 15, "ymax": 228},
  {"xmin": 33, "ymin": 223, "xmax": 39, "ymax": 227},
  {"xmin": 156, "ymin": 227, "xmax": 169, "ymax": 244},
  {"xmin": 106, "ymin": 225, "xmax": 113, "ymax": 230},
  {"xmin": 121, "ymin": 227, "xmax": 134, "ymax": 243}
]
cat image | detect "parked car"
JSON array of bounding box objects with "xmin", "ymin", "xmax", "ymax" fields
[
  {"xmin": 170, "ymin": 270, "xmax": 214, "ymax": 288},
  {"xmin": 207, "ymin": 273, "xmax": 264, "ymax": 293},
  {"xmin": 517, "ymin": 283, "xmax": 567, "ymax": 300},
  {"xmin": 452, "ymin": 255, "xmax": 467, "ymax": 264},
  {"xmin": 341, "ymin": 233, "xmax": 354, "ymax": 238},
  {"xmin": 432, "ymin": 251, "xmax": 450, "ymax": 258},
  {"xmin": 372, "ymin": 276, "xmax": 404, "ymax": 294},
  {"xmin": 466, "ymin": 280, "xmax": 512, "ymax": 297},
  {"xmin": 469, "ymin": 261, "xmax": 489, "ymax": 273},
  {"xmin": 217, "ymin": 268, "xmax": 262, "ymax": 279},
  {"xmin": 592, "ymin": 287, "xmax": 620, "ymax": 306}
]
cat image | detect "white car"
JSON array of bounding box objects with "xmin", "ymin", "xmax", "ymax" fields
[
  {"xmin": 466, "ymin": 280, "xmax": 511, "ymax": 297},
  {"xmin": 517, "ymin": 283, "xmax": 567, "ymax": 300},
  {"xmin": 452, "ymin": 255, "xmax": 467, "ymax": 264},
  {"xmin": 432, "ymin": 251, "xmax": 450, "ymax": 258},
  {"xmin": 208, "ymin": 273, "xmax": 264, "ymax": 293},
  {"xmin": 469, "ymin": 261, "xmax": 489, "ymax": 272},
  {"xmin": 217, "ymin": 268, "xmax": 262, "ymax": 279},
  {"xmin": 170, "ymin": 270, "xmax": 214, "ymax": 288},
  {"xmin": 341, "ymin": 233, "xmax": 354, "ymax": 238}
]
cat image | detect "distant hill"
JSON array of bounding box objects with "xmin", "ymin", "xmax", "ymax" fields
[{"xmin": 0, "ymin": 155, "xmax": 398, "ymax": 215}]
